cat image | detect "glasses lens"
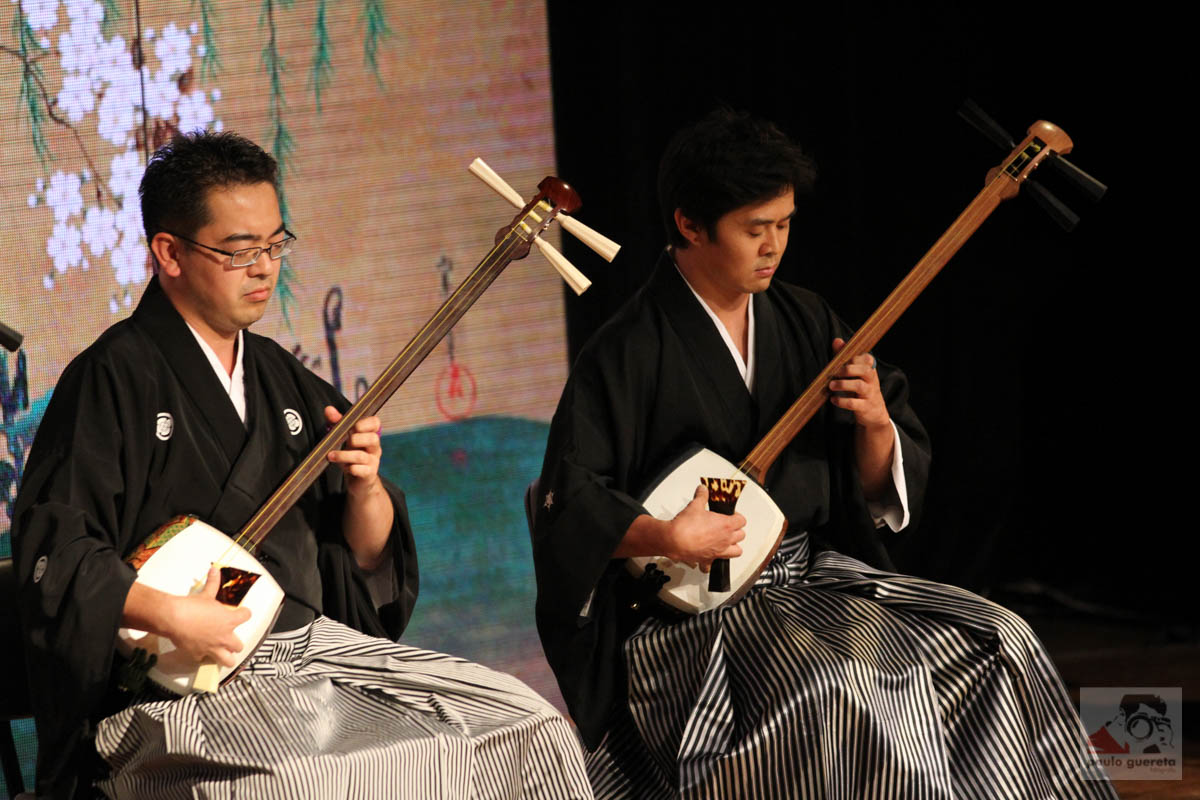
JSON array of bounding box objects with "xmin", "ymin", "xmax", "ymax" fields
[
  {"xmin": 230, "ymin": 248, "xmax": 261, "ymax": 268},
  {"xmin": 269, "ymin": 237, "xmax": 294, "ymax": 260}
]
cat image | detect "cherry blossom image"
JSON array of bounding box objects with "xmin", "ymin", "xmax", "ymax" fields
[{"xmin": 15, "ymin": 0, "xmax": 220, "ymax": 313}]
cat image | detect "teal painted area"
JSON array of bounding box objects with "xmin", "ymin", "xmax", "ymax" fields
[
  {"xmin": 377, "ymin": 416, "xmax": 549, "ymax": 661},
  {"xmin": 1, "ymin": 391, "xmax": 50, "ymax": 560},
  {"xmin": 2, "ymin": 719, "xmax": 35, "ymax": 798}
]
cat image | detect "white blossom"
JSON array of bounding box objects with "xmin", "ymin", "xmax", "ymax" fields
[
  {"xmin": 35, "ymin": 7, "xmax": 225, "ymax": 310},
  {"xmin": 109, "ymin": 149, "xmax": 143, "ymax": 201},
  {"xmin": 63, "ymin": 0, "xmax": 101, "ymax": 26},
  {"xmin": 177, "ymin": 90, "xmax": 215, "ymax": 132},
  {"xmin": 47, "ymin": 222, "xmax": 83, "ymax": 273},
  {"xmin": 46, "ymin": 171, "xmax": 83, "ymax": 223},
  {"xmin": 111, "ymin": 234, "xmax": 147, "ymax": 287},
  {"xmin": 57, "ymin": 71, "xmax": 95, "ymax": 123},
  {"xmin": 115, "ymin": 203, "xmax": 142, "ymax": 243},
  {"xmin": 58, "ymin": 0, "xmax": 104, "ymax": 75},
  {"xmin": 96, "ymin": 69, "xmax": 139, "ymax": 146},
  {"xmin": 19, "ymin": 0, "xmax": 57, "ymax": 31},
  {"xmin": 92, "ymin": 36, "xmax": 130, "ymax": 83},
  {"xmin": 155, "ymin": 22, "xmax": 191, "ymax": 77},
  {"xmin": 81, "ymin": 206, "xmax": 118, "ymax": 256},
  {"xmin": 57, "ymin": 26, "xmax": 96, "ymax": 78},
  {"xmin": 142, "ymin": 68, "xmax": 181, "ymax": 120}
]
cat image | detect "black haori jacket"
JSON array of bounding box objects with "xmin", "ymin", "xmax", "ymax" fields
[
  {"xmin": 13, "ymin": 277, "xmax": 419, "ymax": 799},
  {"xmin": 532, "ymin": 253, "xmax": 930, "ymax": 748}
]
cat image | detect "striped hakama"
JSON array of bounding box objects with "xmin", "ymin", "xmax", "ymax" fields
[
  {"xmin": 95, "ymin": 617, "xmax": 593, "ymax": 799},
  {"xmin": 585, "ymin": 536, "xmax": 1116, "ymax": 800}
]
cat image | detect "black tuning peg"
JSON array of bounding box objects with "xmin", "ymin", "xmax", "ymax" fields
[
  {"xmin": 1023, "ymin": 178, "xmax": 1081, "ymax": 232},
  {"xmin": 958, "ymin": 98, "xmax": 1014, "ymax": 152},
  {"xmin": 958, "ymin": 99, "xmax": 1106, "ymax": 231},
  {"xmin": 1042, "ymin": 152, "xmax": 1107, "ymax": 204}
]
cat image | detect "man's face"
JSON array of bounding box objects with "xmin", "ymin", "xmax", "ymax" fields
[
  {"xmin": 167, "ymin": 181, "xmax": 284, "ymax": 339},
  {"xmin": 683, "ymin": 189, "xmax": 795, "ymax": 302}
]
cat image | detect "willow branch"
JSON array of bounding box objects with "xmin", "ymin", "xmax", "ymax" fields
[{"xmin": 0, "ymin": 43, "xmax": 117, "ymax": 207}]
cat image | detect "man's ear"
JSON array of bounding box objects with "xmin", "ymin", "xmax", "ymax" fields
[
  {"xmin": 150, "ymin": 232, "xmax": 182, "ymax": 277},
  {"xmin": 673, "ymin": 208, "xmax": 705, "ymax": 247}
]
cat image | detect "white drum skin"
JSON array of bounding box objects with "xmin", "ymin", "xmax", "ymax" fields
[
  {"xmin": 116, "ymin": 517, "xmax": 284, "ymax": 695},
  {"xmin": 629, "ymin": 448, "xmax": 787, "ymax": 614}
]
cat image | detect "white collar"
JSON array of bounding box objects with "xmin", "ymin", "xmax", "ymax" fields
[
  {"xmin": 184, "ymin": 323, "xmax": 247, "ymax": 424},
  {"xmin": 672, "ymin": 256, "xmax": 756, "ymax": 391}
]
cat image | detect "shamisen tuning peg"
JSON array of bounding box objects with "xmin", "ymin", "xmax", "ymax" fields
[{"xmin": 469, "ymin": 157, "xmax": 621, "ymax": 295}]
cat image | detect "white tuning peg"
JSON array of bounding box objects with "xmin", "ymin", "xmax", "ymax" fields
[
  {"xmin": 469, "ymin": 158, "xmax": 621, "ymax": 262},
  {"xmin": 534, "ymin": 237, "xmax": 591, "ymax": 295}
]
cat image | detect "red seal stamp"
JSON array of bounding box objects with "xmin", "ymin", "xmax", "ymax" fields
[{"xmin": 435, "ymin": 362, "xmax": 477, "ymax": 421}]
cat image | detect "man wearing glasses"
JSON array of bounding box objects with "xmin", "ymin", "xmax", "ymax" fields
[{"xmin": 13, "ymin": 132, "xmax": 590, "ymax": 800}]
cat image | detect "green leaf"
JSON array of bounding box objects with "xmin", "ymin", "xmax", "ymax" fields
[
  {"xmin": 191, "ymin": 0, "xmax": 222, "ymax": 80},
  {"xmin": 12, "ymin": 7, "xmax": 49, "ymax": 164},
  {"xmin": 308, "ymin": 0, "xmax": 333, "ymax": 113},
  {"xmin": 100, "ymin": 0, "xmax": 121, "ymax": 38},
  {"xmin": 360, "ymin": 0, "xmax": 392, "ymax": 83}
]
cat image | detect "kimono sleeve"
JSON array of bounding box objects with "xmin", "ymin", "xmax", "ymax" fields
[
  {"xmin": 12, "ymin": 354, "xmax": 142, "ymax": 800},
  {"xmin": 281, "ymin": 348, "xmax": 420, "ymax": 639},
  {"xmin": 316, "ymin": 477, "xmax": 419, "ymax": 640},
  {"xmin": 817, "ymin": 300, "xmax": 933, "ymax": 569},
  {"xmin": 531, "ymin": 329, "xmax": 654, "ymax": 747}
]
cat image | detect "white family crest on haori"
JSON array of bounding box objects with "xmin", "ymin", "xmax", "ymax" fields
[
  {"xmin": 283, "ymin": 408, "xmax": 302, "ymax": 436},
  {"xmin": 33, "ymin": 555, "xmax": 49, "ymax": 584},
  {"xmin": 154, "ymin": 412, "xmax": 174, "ymax": 441}
]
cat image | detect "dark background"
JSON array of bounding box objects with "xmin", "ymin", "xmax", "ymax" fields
[{"xmin": 546, "ymin": 5, "xmax": 1180, "ymax": 622}]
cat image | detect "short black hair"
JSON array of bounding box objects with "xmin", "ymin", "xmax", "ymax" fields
[
  {"xmin": 657, "ymin": 109, "xmax": 816, "ymax": 248},
  {"xmin": 1120, "ymin": 694, "xmax": 1168, "ymax": 718},
  {"xmin": 140, "ymin": 130, "xmax": 279, "ymax": 241}
]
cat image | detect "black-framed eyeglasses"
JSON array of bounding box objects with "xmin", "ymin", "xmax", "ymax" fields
[{"xmin": 167, "ymin": 229, "xmax": 296, "ymax": 269}]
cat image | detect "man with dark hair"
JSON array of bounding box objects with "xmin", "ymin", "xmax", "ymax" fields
[
  {"xmin": 1090, "ymin": 694, "xmax": 1174, "ymax": 755},
  {"xmin": 656, "ymin": 110, "xmax": 817, "ymax": 250},
  {"xmin": 139, "ymin": 130, "xmax": 281, "ymax": 245},
  {"xmin": 532, "ymin": 110, "xmax": 1114, "ymax": 798},
  {"xmin": 14, "ymin": 131, "xmax": 591, "ymax": 800}
]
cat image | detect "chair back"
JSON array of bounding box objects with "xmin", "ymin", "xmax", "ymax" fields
[
  {"xmin": 0, "ymin": 555, "xmax": 33, "ymax": 797},
  {"xmin": 523, "ymin": 478, "xmax": 540, "ymax": 541},
  {"xmin": 0, "ymin": 558, "xmax": 31, "ymax": 719}
]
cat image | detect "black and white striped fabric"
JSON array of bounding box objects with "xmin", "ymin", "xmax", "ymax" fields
[
  {"xmin": 585, "ymin": 536, "xmax": 1117, "ymax": 799},
  {"xmin": 95, "ymin": 617, "xmax": 593, "ymax": 799}
]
